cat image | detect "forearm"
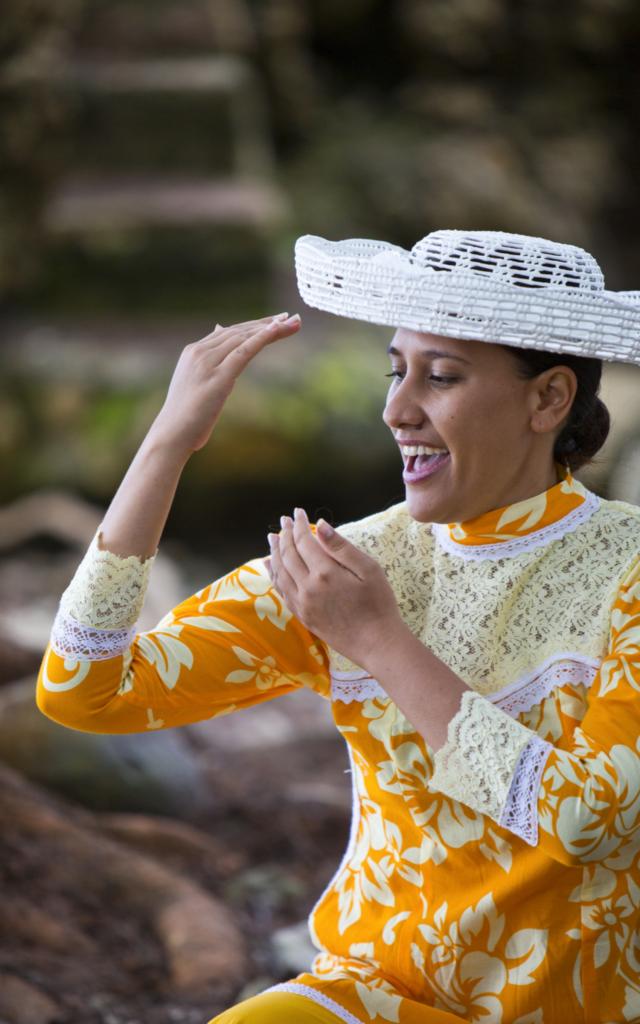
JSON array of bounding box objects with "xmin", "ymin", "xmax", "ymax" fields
[
  {"xmin": 50, "ymin": 421, "xmax": 191, "ymax": 654},
  {"xmin": 98, "ymin": 421, "xmax": 191, "ymax": 559},
  {"xmin": 361, "ymin": 622, "xmax": 469, "ymax": 751}
]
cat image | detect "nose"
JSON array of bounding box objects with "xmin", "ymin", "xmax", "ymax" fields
[{"xmin": 382, "ymin": 375, "xmax": 426, "ymax": 431}]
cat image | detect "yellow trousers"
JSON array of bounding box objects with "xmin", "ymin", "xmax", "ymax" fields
[
  {"xmin": 210, "ymin": 989, "xmax": 467, "ymax": 1022},
  {"xmin": 209, "ymin": 991, "xmax": 341, "ymax": 1022}
]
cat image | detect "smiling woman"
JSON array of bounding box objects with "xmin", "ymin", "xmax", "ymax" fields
[
  {"xmin": 381, "ymin": 329, "xmax": 580, "ymax": 524},
  {"xmin": 36, "ymin": 230, "xmax": 640, "ymax": 1024},
  {"xmin": 380, "ymin": 329, "xmax": 610, "ymax": 528}
]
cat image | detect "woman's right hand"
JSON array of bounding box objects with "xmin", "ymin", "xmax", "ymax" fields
[{"xmin": 150, "ymin": 312, "xmax": 301, "ymax": 455}]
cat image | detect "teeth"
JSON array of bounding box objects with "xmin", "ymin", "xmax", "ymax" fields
[{"xmin": 401, "ymin": 445, "xmax": 448, "ymax": 457}]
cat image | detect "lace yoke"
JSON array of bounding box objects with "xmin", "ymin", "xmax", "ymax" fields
[{"xmin": 329, "ymin": 498, "xmax": 640, "ymax": 696}]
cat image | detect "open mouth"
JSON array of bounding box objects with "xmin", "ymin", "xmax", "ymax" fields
[{"xmin": 401, "ymin": 446, "xmax": 450, "ymax": 483}]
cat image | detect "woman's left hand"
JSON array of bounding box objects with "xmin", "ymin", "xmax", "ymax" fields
[{"xmin": 265, "ymin": 508, "xmax": 406, "ymax": 670}]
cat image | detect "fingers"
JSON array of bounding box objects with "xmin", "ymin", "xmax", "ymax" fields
[
  {"xmin": 290, "ymin": 507, "xmax": 342, "ymax": 574},
  {"xmin": 196, "ymin": 314, "xmax": 273, "ymax": 344},
  {"xmin": 267, "ymin": 531, "xmax": 298, "ymax": 598},
  {"xmin": 267, "ymin": 513, "xmax": 311, "ymax": 598},
  {"xmin": 216, "ymin": 314, "xmax": 301, "ymax": 365},
  {"xmin": 282, "ymin": 513, "xmax": 314, "ymax": 576},
  {"xmin": 197, "ymin": 312, "xmax": 294, "ymax": 347},
  {"xmin": 271, "ymin": 508, "xmax": 351, "ymax": 589},
  {"xmin": 295, "ymin": 507, "xmax": 370, "ymax": 580},
  {"xmin": 195, "ymin": 315, "xmax": 300, "ymax": 378}
]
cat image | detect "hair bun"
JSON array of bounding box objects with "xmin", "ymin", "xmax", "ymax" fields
[{"xmin": 559, "ymin": 395, "xmax": 610, "ymax": 470}]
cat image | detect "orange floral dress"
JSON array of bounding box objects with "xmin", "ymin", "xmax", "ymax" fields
[{"xmin": 37, "ymin": 466, "xmax": 640, "ymax": 1024}]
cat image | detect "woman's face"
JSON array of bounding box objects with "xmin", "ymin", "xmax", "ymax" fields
[{"xmin": 382, "ymin": 329, "xmax": 572, "ymax": 524}]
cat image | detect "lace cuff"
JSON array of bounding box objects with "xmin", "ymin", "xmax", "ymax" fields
[
  {"xmin": 50, "ymin": 610, "xmax": 137, "ymax": 661},
  {"xmin": 498, "ymin": 736, "xmax": 552, "ymax": 845},
  {"xmin": 57, "ymin": 526, "xmax": 157, "ymax": 630},
  {"xmin": 429, "ymin": 691, "xmax": 539, "ymax": 826}
]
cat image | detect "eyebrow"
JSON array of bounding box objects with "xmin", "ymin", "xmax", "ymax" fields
[{"xmin": 386, "ymin": 344, "xmax": 472, "ymax": 364}]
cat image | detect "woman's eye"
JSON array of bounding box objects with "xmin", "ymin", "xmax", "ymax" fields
[{"xmin": 384, "ymin": 371, "xmax": 458, "ymax": 385}]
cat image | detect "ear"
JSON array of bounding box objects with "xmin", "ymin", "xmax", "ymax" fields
[{"xmin": 529, "ymin": 366, "xmax": 578, "ymax": 436}]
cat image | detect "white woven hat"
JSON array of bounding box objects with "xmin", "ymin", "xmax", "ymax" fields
[{"xmin": 294, "ymin": 229, "xmax": 640, "ymax": 364}]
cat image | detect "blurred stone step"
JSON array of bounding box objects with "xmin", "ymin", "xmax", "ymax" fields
[
  {"xmin": 14, "ymin": 56, "xmax": 275, "ymax": 177},
  {"xmin": 33, "ymin": 176, "xmax": 287, "ymax": 314},
  {"xmin": 46, "ymin": 176, "xmax": 288, "ymax": 231},
  {"xmin": 73, "ymin": 0, "xmax": 256, "ymax": 57},
  {"xmin": 60, "ymin": 56, "xmax": 255, "ymax": 94},
  {"xmin": 31, "ymin": 220, "xmax": 274, "ymax": 315}
]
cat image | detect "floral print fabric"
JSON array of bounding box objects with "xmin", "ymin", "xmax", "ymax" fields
[{"xmin": 37, "ymin": 468, "xmax": 640, "ymax": 1023}]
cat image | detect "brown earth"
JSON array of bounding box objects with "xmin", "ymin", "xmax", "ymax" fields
[{"xmin": 0, "ymin": 704, "xmax": 351, "ymax": 1024}]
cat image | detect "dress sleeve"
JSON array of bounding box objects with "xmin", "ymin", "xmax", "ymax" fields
[
  {"xmin": 36, "ymin": 526, "xmax": 330, "ymax": 734},
  {"xmin": 429, "ymin": 555, "xmax": 640, "ymax": 866}
]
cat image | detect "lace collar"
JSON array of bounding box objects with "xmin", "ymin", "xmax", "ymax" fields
[{"xmin": 431, "ymin": 465, "xmax": 600, "ymax": 560}]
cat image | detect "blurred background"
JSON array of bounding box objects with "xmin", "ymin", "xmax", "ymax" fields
[{"xmin": 2, "ymin": 2, "xmax": 640, "ymax": 1022}]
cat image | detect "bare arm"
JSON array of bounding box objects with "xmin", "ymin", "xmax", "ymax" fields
[
  {"xmin": 37, "ymin": 310, "xmax": 317, "ymax": 732},
  {"xmin": 98, "ymin": 312, "xmax": 301, "ymax": 559}
]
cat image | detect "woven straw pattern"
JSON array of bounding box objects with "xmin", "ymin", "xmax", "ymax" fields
[
  {"xmin": 295, "ymin": 230, "xmax": 640, "ymax": 364},
  {"xmin": 412, "ymin": 230, "xmax": 604, "ymax": 291}
]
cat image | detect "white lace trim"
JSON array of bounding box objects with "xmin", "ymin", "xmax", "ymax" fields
[
  {"xmin": 429, "ymin": 691, "xmax": 532, "ymax": 821},
  {"xmin": 50, "ymin": 609, "xmax": 137, "ymax": 661},
  {"xmin": 431, "ymin": 489, "xmax": 600, "ymax": 560},
  {"xmin": 308, "ymin": 746, "xmax": 360, "ymax": 929},
  {"xmin": 264, "ymin": 982, "xmax": 364, "ymax": 1024},
  {"xmin": 58, "ymin": 526, "xmax": 157, "ymax": 630},
  {"xmin": 332, "ymin": 500, "xmax": 636, "ymax": 697},
  {"xmin": 499, "ymin": 735, "xmax": 553, "ymax": 846},
  {"xmin": 488, "ymin": 652, "xmax": 601, "ymax": 717},
  {"xmin": 331, "ymin": 669, "xmax": 388, "ymax": 703}
]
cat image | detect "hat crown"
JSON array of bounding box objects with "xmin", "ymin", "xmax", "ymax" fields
[{"xmin": 411, "ymin": 230, "xmax": 605, "ymax": 293}]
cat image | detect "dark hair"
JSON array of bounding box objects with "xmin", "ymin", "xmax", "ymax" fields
[{"xmin": 503, "ymin": 347, "xmax": 610, "ymax": 472}]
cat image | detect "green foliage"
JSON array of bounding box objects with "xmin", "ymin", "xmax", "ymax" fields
[{"xmin": 29, "ymin": 226, "xmax": 271, "ymax": 316}]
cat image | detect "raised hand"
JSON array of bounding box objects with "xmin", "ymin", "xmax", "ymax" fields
[{"xmin": 151, "ymin": 312, "xmax": 301, "ymax": 456}]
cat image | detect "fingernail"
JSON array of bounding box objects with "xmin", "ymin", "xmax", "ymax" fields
[
  {"xmin": 275, "ymin": 312, "xmax": 289, "ymax": 320},
  {"xmin": 285, "ymin": 314, "xmax": 301, "ymax": 324},
  {"xmin": 317, "ymin": 518, "xmax": 335, "ymax": 539},
  {"xmin": 280, "ymin": 515, "xmax": 288, "ymax": 530}
]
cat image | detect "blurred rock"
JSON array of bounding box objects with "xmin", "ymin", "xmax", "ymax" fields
[
  {"xmin": 284, "ymin": 778, "xmax": 351, "ymax": 812},
  {"xmin": 269, "ymin": 919, "xmax": 317, "ymax": 975},
  {"xmin": 0, "ymin": 488, "xmax": 189, "ymax": 647},
  {"xmin": 0, "ymin": 488, "xmax": 104, "ymax": 552},
  {"xmin": 224, "ymin": 864, "xmax": 305, "ymax": 921},
  {"xmin": 234, "ymin": 976, "xmax": 279, "ymax": 1003},
  {"xmin": 157, "ymin": 889, "xmax": 245, "ymax": 991},
  {"xmin": 0, "ymin": 972, "xmax": 62, "ymax": 1024},
  {"xmin": 99, "ymin": 811, "xmax": 247, "ymax": 879},
  {"xmin": 187, "ymin": 685, "xmax": 336, "ymax": 753},
  {"xmin": 0, "ymin": 633, "xmax": 42, "ymax": 688},
  {"xmin": 1, "ymin": 894, "xmax": 98, "ymax": 954},
  {"xmin": 0, "ymin": 679, "xmax": 213, "ymax": 817},
  {"xmin": 0, "ymin": 761, "xmax": 249, "ymax": 994}
]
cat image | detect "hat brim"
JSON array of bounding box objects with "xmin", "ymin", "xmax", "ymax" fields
[{"xmin": 295, "ymin": 235, "xmax": 640, "ymax": 365}]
